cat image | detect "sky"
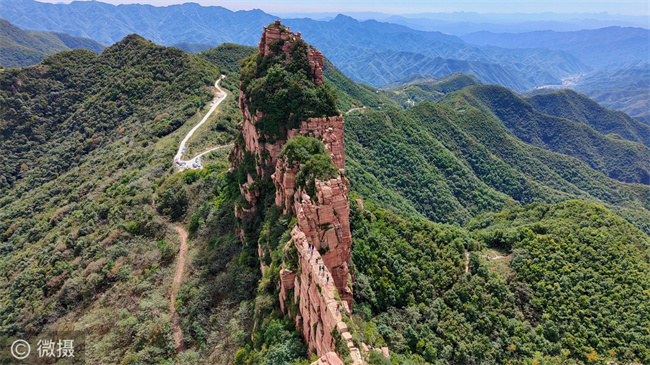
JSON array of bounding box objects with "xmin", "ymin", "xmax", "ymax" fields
[{"xmin": 39, "ymin": 0, "xmax": 650, "ymax": 16}]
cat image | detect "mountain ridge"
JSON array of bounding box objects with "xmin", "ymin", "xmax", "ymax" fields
[
  {"xmin": 0, "ymin": 18, "xmax": 105, "ymax": 67},
  {"xmin": 461, "ymin": 26, "xmax": 650, "ymax": 68},
  {"xmin": 444, "ymin": 85, "xmax": 650, "ymax": 185},
  {"xmin": 526, "ymin": 89, "xmax": 650, "ymax": 147},
  {"xmin": 0, "ymin": 29, "xmax": 649, "ymax": 364},
  {"xmin": 0, "ymin": 0, "xmax": 590, "ymax": 92}
]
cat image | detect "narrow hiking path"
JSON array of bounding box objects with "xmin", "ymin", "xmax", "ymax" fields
[
  {"xmin": 169, "ymin": 224, "xmax": 188, "ymax": 353},
  {"xmin": 163, "ymin": 75, "xmax": 234, "ymax": 353},
  {"xmin": 151, "ymin": 200, "xmax": 188, "ymax": 353},
  {"xmin": 174, "ymin": 75, "xmax": 229, "ymax": 170},
  {"xmin": 151, "ymin": 77, "xmax": 234, "ymax": 354}
]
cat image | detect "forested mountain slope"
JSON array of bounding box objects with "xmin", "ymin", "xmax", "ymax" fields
[
  {"xmin": 0, "ymin": 32, "xmax": 648, "ymax": 365},
  {"xmin": 0, "ymin": 18, "xmax": 104, "ymax": 67},
  {"xmin": 526, "ymin": 89, "xmax": 650, "ymax": 147},
  {"xmin": 350, "ymin": 199, "xmax": 650, "ymax": 364},
  {"xmin": 0, "ymin": 34, "xmax": 219, "ymax": 191},
  {"xmin": 0, "ymin": 35, "xmax": 246, "ymax": 363},
  {"xmin": 444, "ymin": 85, "xmax": 650, "ymax": 185},
  {"xmin": 344, "ymin": 101, "xmax": 650, "ymax": 233}
]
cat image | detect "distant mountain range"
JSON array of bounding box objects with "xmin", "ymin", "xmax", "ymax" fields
[
  {"xmin": 335, "ymin": 50, "xmax": 529, "ymax": 90},
  {"xmin": 0, "ymin": 18, "xmax": 104, "ymax": 67},
  {"xmin": 170, "ymin": 42, "xmax": 215, "ymax": 53},
  {"xmin": 275, "ymin": 11, "xmax": 650, "ymax": 35},
  {"xmin": 461, "ymin": 27, "xmax": 650, "ymax": 68},
  {"xmin": 0, "ymin": 0, "xmax": 275, "ymax": 46},
  {"xmin": 282, "ymin": 15, "xmax": 590, "ymax": 91},
  {"xmin": 0, "ymin": 0, "xmax": 589, "ymax": 91},
  {"xmin": 0, "ymin": 0, "xmax": 647, "ymax": 117},
  {"xmin": 573, "ymin": 67, "xmax": 650, "ymax": 120}
]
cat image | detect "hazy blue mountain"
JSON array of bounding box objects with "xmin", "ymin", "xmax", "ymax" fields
[
  {"xmin": 0, "ymin": 0, "xmax": 276, "ymax": 46},
  {"xmin": 461, "ymin": 27, "xmax": 650, "ymax": 68},
  {"xmin": 0, "ymin": 18, "xmax": 104, "ymax": 67},
  {"xmin": 337, "ymin": 50, "xmax": 530, "ymax": 89},
  {"xmin": 0, "ymin": 0, "xmax": 590, "ymax": 91},
  {"xmin": 572, "ymin": 67, "xmax": 650, "ymax": 119},
  {"xmin": 380, "ymin": 16, "xmax": 650, "ymax": 35},
  {"xmin": 276, "ymin": 11, "xmax": 649, "ymax": 34},
  {"xmin": 283, "ymin": 15, "xmax": 589, "ymax": 89},
  {"xmin": 460, "ymin": 27, "xmax": 650, "ymax": 117},
  {"xmin": 638, "ymin": 115, "xmax": 650, "ymax": 126}
]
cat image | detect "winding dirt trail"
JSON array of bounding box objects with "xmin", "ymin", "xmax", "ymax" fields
[
  {"xmin": 150, "ymin": 78, "xmax": 231, "ymax": 354},
  {"xmin": 151, "ymin": 199, "xmax": 188, "ymax": 353},
  {"xmin": 169, "ymin": 224, "xmax": 188, "ymax": 353}
]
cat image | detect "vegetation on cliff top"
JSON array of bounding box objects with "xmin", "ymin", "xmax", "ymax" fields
[
  {"xmin": 239, "ymin": 30, "xmax": 338, "ymax": 138},
  {"xmin": 279, "ymin": 136, "xmax": 339, "ymax": 198}
]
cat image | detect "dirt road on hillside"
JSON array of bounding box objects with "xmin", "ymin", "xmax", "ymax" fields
[
  {"xmin": 169, "ymin": 224, "xmax": 188, "ymax": 353},
  {"xmin": 151, "ymin": 199, "xmax": 188, "ymax": 353}
]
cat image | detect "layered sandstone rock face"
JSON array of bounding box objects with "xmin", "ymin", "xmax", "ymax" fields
[
  {"xmin": 273, "ymin": 166, "xmax": 354, "ymax": 307},
  {"xmin": 231, "ymin": 21, "xmax": 360, "ymax": 363},
  {"xmin": 278, "ymin": 227, "xmax": 361, "ymax": 364}
]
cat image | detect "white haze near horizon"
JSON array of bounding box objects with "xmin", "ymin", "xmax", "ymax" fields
[{"xmin": 39, "ymin": 0, "xmax": 650, "ymax": 16}]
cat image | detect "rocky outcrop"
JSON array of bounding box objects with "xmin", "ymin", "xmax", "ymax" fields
[
  {"xmin": 232, "ymin": 21, "xmax": 366, "ymax": 364},
  {"xmin": 278, "ymin": 227, "xmax": 362, "ymax": 364},
  {"xmin": 273, "ymin": 167, "xmax": 354, "ymax": 308},
  {"xmin": 258, "ymin": 20, "xmax": 324, "ymax": 85}
]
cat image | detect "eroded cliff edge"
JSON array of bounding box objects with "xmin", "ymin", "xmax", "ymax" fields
[{"xmin": 229, "ymin": 21, "xmax": 361, "ymax": 364}]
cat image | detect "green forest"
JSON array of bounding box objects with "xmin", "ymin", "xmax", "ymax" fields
[
  {"xmin": 0, "ymin": 28, "xmax": 649, "ymax": 365},
  {"xmin": 349, "ymin": 199, "xmax": 650, "ymax": 364}
]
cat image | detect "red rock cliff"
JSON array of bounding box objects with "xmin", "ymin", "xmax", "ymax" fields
[{"xmin": 230, "ymin": 21, "xmax": 360, "ymax": 363}]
